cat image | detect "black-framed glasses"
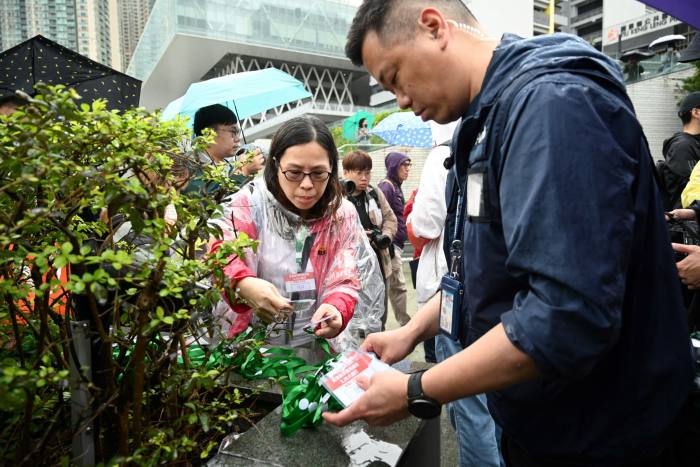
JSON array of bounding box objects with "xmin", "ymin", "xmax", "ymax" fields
[
  {"xmin": 280, "ymin": 168, "xmax": 332, "ymax": 183},
  {"xmin": 401, "ymin": 161, "xmax": 412, "ymax": 167}
]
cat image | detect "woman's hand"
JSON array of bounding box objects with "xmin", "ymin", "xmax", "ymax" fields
[
  {"xmin": 235, "ymin": 277, "xmax": 292, "ymax": 322},
  {"xmin": 310, "ymin": 304, "xmax": 343, "ymax": 338}
]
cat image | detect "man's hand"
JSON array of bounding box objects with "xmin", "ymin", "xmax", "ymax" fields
[
  {"xmin": 322, "ymin": 370, "xmax": 410, "ymax": 426},
  {"xmin": 673, "ymin": 243, "xmax": 700, "ymax": 289},
  {"xmin": 666, "ymin": 209, "xmax": 697, "ymax": 221},
  {"xmin": 360, "ymin": 327, "xmax": 416, "ymax": 364},
  {"xmin": 310, "ymin": 304, "xmax": 343, "ymax": 338},
  {"xmin": 235, "ymin": 276, "xmax": 292, "ymax": 322},
  {"xmin": 240, "ymin": 149, "xmax": 265, "ymax": 177}
]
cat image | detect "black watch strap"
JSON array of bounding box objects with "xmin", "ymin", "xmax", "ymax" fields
[
  {"xmin": 407, "ymin": 371, "xmax": 441, "ymax": 419},
  {"xmin": 407, "ymin": 371, "xmax": 425, "ymax": 398}
]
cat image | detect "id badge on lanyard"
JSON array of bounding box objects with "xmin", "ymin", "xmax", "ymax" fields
[
  {"xmin": 439, "ymin": 172, "xmax": 466, "ymax": 341},
  {"xmin": 439, "ymin": 239, "xmax": 464, "ymax": 340},
  {"xmin": 283, "ymin": 225, "xmax": 317, "ymax": 295},
  {"xmin": 283, "ymin": 225, "xmax": 317, "ymax": 339}
]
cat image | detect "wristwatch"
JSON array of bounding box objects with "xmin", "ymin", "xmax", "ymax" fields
[{"xmin": 406, "ymin": 371, "xmax": 441, "ymax": 419}]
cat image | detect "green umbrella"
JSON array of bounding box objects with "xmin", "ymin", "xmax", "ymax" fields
[{"xmin": 342, "ymin": 111, "xmax": 374, "ymax": 141}]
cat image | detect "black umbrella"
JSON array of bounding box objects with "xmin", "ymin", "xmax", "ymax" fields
[
  {"xmin": 0, "ymin": 34, "xmax": 141, "ymax": 111},
  {"xmin": 620, "ymin": 49, "xmax": 655, "ymax": 62},
  {"xmin": 680, "ymin": 33, "xmax": 700, "ymax": 63}
]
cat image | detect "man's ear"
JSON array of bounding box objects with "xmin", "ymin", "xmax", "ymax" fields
[{"xmin": 418, "ymin": 7, "xmax": 449, "ymax": 45}]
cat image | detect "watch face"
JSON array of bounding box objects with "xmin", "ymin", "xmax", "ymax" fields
[{"xmin": 408, "ymin": 398, "xmax": 441, "ymax": 419}]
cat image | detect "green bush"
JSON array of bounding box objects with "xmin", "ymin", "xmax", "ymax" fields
[
  {"xmin": 683, "ymin": 61, "xmax": 700, "ymax": 93},
  {"xmin": 0, "ymin": 85, "xmax": 260, "ymax": 465}
]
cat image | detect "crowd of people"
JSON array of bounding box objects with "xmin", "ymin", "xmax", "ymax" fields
[
  {"xmin": 5, "ymin": 0, "xmax": 698, "ymax": 465},
  {"xmin": 179, "ymin": 0, "xmax": 699, "ymax": 465}
]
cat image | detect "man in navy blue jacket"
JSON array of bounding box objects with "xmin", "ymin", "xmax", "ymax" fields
[{"xmin": 324, "ymin": 1, "xmax": 696, "ymax": 465}]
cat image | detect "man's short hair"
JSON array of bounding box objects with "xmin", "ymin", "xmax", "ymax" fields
[
  {"xmin": 193, "ymin": 104, "xmax": 238, "ymax": 137},
  {"xmin": 342, "ymin": 150, "xmax": 373, "ymax": 172},
  {"xmin": 345, "ymin": 0, "xmax": 476, "ymax": 67},
  {"xmin": 679, "ymin": 92, "xmax": 700, "ymax": 125}
]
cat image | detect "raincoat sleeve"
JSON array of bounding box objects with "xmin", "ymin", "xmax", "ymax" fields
[
  {"xmin": 327, "ymin": 203, "xmax": 386, "ymax": 351},
  {"xmin": 376, "ymin": 188, "xmax": 397, "ymax": 239},
  {"xmin": 316, "ymin": 207, "xmax": 362, "ymax": 330},
  {"xmin": 497, "ymin": 80, "xmax": 639, "ymax": 379},
  {"xmin": 208, "ymin": 189, "xmax": 259, "ymax": 313}
]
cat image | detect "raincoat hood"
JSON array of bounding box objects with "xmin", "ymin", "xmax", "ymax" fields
[{"xmin": 384, "ymin": 151, "xmax": 410, "ymax": 185}]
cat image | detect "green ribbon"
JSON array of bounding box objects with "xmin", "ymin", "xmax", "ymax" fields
[{"xmin": 163, "ymin": 329, "xmax": 344, "ymax": 436}]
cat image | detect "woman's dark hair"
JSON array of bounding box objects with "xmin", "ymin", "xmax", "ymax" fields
[{"xmin": 264, "ymin": 116, "xmax": 343, "ymax": 219}]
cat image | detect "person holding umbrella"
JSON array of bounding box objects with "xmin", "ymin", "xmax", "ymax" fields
[{"xmin": 180, "ymin": 104, "xmax": 264, "ymax": 196}]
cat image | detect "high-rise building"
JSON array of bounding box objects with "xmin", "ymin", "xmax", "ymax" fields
[
  {"xmin": 568, "ymin": 0, "xmax": 604, "ymax": 50},
  {"xmin": 118, "ymin": 0, "xmax": 154, "ymax": 70},
  {"xmin": 0, "ymin": 0, "xmax": 121, "ymax": 70},
  {"xmin": 533, "ymin": 0, "xmax": 570, "ymax": 36},
  {"xmin": 1, "ymin": 0, "xmax": 78, "ymax": 52}
]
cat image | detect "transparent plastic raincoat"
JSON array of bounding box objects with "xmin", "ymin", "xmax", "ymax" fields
[{"xmin": 209, "ymin": 180, "xmax": 385, "ymax": 351}]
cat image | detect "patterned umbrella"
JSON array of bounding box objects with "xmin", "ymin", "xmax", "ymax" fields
[
  {"xmin": 0, "ymin": 35, "xmax": 141, "ymax": 111},
  {"xmin": 370, "ymin": 112, "xmax": 433, "ymax": 148}
]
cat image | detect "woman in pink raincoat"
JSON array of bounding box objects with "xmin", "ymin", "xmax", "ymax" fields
[{"xmin": 210, "ymin": 116, "xmax": 384, "ymax": 349}]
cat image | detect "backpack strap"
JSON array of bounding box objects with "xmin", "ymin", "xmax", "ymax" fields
[{"xmin": 367, "ymin": 184, "xmax": 380, "ymax": 205}]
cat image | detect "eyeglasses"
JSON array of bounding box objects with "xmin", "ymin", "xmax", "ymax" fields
[
  {"xmin": 280, "ymin": 168, "xmax": 332, "ymax": 183},
  {"xmin": 401, "ymin": 161, "xmax": 412, "ymax": 167}
]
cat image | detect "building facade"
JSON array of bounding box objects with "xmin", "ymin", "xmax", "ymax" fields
[
  {"xmin": 129, "ymin": 0, "xmax": 388, "ymax": 139},
  {"xmin": 1, "ymin": 0, "xmax": 79, "ymax": 52},
  {"xmin": 0, "ymin": 0, "xmax": 129, "ymax": 71},
  {"xmin": 118, "ymin": 0, "xmax": 154, "ymax": 70}
]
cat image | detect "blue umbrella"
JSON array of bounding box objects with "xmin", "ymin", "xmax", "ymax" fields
[
  {"xmin": 161, "ymin": 67, "xmax": 311, "ymax": 126},
  {"xmin": 370, "ymin": 112, "xmax": 432, "ymax": 148}
]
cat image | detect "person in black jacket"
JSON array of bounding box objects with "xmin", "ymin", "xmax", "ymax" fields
[{"xmin": 660, "ymin": 92, "xmax": 700, "ymax": 210}]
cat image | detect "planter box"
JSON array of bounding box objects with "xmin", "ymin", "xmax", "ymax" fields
[{"xmin": 210, "ymin": 361, "xmax": 439, "ymax": 467}]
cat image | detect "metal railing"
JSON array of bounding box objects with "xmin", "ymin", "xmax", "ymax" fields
[{"xmin": 617, "ymin": 58, "xmax": 692, "ymax": 85}]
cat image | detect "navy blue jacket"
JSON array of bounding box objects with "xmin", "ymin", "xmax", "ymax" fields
[{"xmin": 447, "ymin": 33, "xmax": 694, "ymax": 463}]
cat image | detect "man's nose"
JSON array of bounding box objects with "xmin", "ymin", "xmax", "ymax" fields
[{"xmin": 395, "ymin": 90, "xmax": 411, "ymax": 109}]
